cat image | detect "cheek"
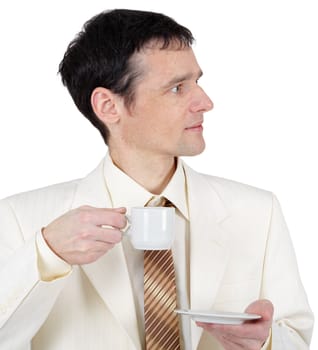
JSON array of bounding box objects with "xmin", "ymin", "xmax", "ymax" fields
[{"xmin": 131, "ymin": 100, "xmax": 186, "ymax": 139}]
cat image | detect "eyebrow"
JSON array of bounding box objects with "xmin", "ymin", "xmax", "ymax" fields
[{"xmin": 162, "ymin": 70, "xmax": 203, "ymax": 89}]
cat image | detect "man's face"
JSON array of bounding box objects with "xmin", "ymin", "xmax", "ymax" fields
[{"xmin": 117, "ymin": 44, "xmax": 213, "ymax": 158}]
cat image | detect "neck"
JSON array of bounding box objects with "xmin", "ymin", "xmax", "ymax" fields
[{"xmin": 109, "ymin": 148, "xmax": 177, "ymax": 195}]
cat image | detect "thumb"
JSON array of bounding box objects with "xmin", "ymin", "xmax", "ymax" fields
[
  {"xmin": 113, "ymin": 207, "xmax": 127, "ymax": 214},
  {"xmin": 245, "ymin": 299, "xmax": 274, "ymax": 322}
]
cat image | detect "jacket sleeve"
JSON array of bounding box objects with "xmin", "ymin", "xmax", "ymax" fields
[
  {"xmin": 260, "ymin": 194, "xmax": 314, "ymax": 349},
  {"xmin": 0, "ymin": 199, "xmax": 70, "ymax": 349}
]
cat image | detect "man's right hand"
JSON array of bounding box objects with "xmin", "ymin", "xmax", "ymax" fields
[{"xmin": 42, "ymin": 206, "xmax": 127, "ymax": 265}]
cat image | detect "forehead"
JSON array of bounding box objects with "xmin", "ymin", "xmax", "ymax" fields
[{"xmin": 134, "ymin": 44, "xmax": 201, "ymax": 83}]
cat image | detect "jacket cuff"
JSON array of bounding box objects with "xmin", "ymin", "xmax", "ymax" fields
[{"xmin": 35, "ymin": 230, "xmax": 72, "ymax": 281}]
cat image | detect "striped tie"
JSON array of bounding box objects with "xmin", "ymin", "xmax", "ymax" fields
[{"xmin": 144, "ymin": 196, "xmax": 181, "ymax": 350}]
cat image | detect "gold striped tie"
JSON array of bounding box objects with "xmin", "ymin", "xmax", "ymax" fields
[{"xmin": 144, "ymin": 196, "xmax": 181, "ymax": 350}]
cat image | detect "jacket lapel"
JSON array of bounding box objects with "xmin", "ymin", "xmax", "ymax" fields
[
  {"xmin": 70, "ymin": 158, "xmax": 141, "ymax": 350},
  {"xmin": 183, "ymin": 163, "xmax": 230, "ymax": 349}
]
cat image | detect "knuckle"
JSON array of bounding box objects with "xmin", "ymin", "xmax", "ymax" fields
[
  {"xmin": 78, "ymin": 229, "xmax": 91, "ymax": 240},
  {"xmin": 121, "ymin": 215, "xmax": 128, "ymax": 228},
  {"xmin": 112, "ymin": 231, "xmax": 122, "ymax": 243},
  {"xmin": 77, "ymin": 208, "xmax": 93, "ymax": 224},
  {"xmin": 103, "ymin": 229, "xmax": 121, "ymax": 243},
  {"xmin": 108, "ymin": 212, "xmax": 126, "ymax": 228},
  {"xmin": 118, "ymin": 215, "xmax": 128, "ymax": 229},
  {"xmin": 85, "ymin": 251, "xmax": 100, "ymax": 263},
  {"xmin": 77, "ymin": 240, "xmax": 91, "ymax": 253},
  {"xmin": 76, "ymin": 205, "xmax": 92, "ymax": 214}
]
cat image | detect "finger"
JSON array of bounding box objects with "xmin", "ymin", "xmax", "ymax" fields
[
  {"xmin": 220, "ymin": 336, "xmax": 245, "ymax": 350},
  {"xmin": 223, "ymin": 332, "xmax": 264, "ymax": 349},
  {"xmin": 245, "ymin": 299, "xmax": 274, "ymax": 322},
  {"xmin": 196, "ymin": 321, "xmax": 264, "ymax": 340},
  {"xmin": 78, "ymin": 239, "xmax": 115, "ymax": 253},
  {"xmin": 98, "ymin": 209, "xmax": 127, "ymax": 229},
  {"xmin": 206, "ymin": 330, "xmax": 244, "ymax": 350},
  {"xmin": 70, "ymin": 240, "xmax": 116, "ymax": 264},
  {"xmin": 75, "ymin": 231, "xmax": 119, "ymax": 252},
  {"xmin": 196, "ymin": 322, "xmax": 244, "ymax": 334},
  {"xmin": 77, "ymin": 206, "xmax": 127, "ymax": 229},
  {"xmin": 197, "ymin": 322, "xmax": 266, "ymax": 349},
  {"xmin": 113, "ymin": 207, "xmax": 127, "ymax": 213},
  {"xmin": 94, "ymin": 227, "xmax": 123, "ymax": 244}
]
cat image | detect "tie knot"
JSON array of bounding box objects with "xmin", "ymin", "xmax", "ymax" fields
[{"xmin": 145, "ymin": 196, "xmax": 173, "ymax": 207}]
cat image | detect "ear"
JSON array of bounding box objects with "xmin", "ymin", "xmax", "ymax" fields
[{"xmin": 91, "ymin": 87, "xmax": 120, "ymax": 125}]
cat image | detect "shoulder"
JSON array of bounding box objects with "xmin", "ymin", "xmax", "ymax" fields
[
  {"xmin": 0, "ymin": 180, "xmax": 80, "ymax": 233},
  {"xmin": 205, "ymin": 173, "xmax": 272, "ymax": 200},
  {"xmin": 2, "ymin": 179, "xmax": 80, "ymax": 210},
  {"xmin": 183, "ymin": 162, "xmax": 274, "ymax": 210}
]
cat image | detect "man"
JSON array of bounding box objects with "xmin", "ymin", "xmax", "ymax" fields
[{"xmin": 0, "ymin": 9, "xmax": 313, "ymax": 350}]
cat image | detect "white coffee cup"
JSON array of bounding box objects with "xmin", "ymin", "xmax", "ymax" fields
[{"xmin": 124, "ymin": 207, "xmax": 175, "ymax": 250}]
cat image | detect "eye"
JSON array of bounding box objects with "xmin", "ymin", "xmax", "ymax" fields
[{"xmin": 171, "ymin": 84, "xmax": 182, "ymax": 94}]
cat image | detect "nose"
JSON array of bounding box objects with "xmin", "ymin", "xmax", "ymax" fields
[{"xmin": 189, "ymin": 86, "xmax": 214, "ymax": 113}]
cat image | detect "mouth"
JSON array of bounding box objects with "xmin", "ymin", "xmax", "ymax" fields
[{"xmin": 185, "ymin": 122, "xmax": 203, "ymax": 131}]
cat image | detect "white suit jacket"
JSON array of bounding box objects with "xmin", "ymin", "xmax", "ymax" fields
[{"xmin": 0, "ymin": 157, "xmax": 313, "ymax": 349}]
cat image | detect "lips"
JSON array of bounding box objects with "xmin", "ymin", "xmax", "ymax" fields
[{"xmin": 185, "ymin": 121, "xmax": 203, "ymax": 130}]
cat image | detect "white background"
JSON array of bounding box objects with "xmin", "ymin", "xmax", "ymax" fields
[{"xmin": 0, "ymin": 0, "xmax": 317, "ymax": 347}]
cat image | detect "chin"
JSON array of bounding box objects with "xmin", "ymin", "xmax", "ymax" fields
[{"xmin": 180, "ymin": 142, "xmax": 206, "ymax": 157}]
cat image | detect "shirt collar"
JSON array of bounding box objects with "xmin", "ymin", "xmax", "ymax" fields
[{"xmin": 104, "ymin": 152, "xmax": 189, "ymax": 220}]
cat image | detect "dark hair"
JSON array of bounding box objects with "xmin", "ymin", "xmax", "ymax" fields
[{"xmin": 58, "ymin": 9, "xmax": 194, "ymax": 144}]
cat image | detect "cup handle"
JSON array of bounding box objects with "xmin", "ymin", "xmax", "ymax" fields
[{"xmin": 122, "ymin": 215, "xmax": 131, "ymax": 236}]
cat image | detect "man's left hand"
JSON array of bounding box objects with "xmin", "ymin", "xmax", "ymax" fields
[{"xmin": 196, "ymin": 299, "xmax": 273, "ymax": 350}]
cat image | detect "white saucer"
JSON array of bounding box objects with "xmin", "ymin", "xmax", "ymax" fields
[{"xmin": 175, "ymin": 309, "xmax": 261, "ymax": 325}]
